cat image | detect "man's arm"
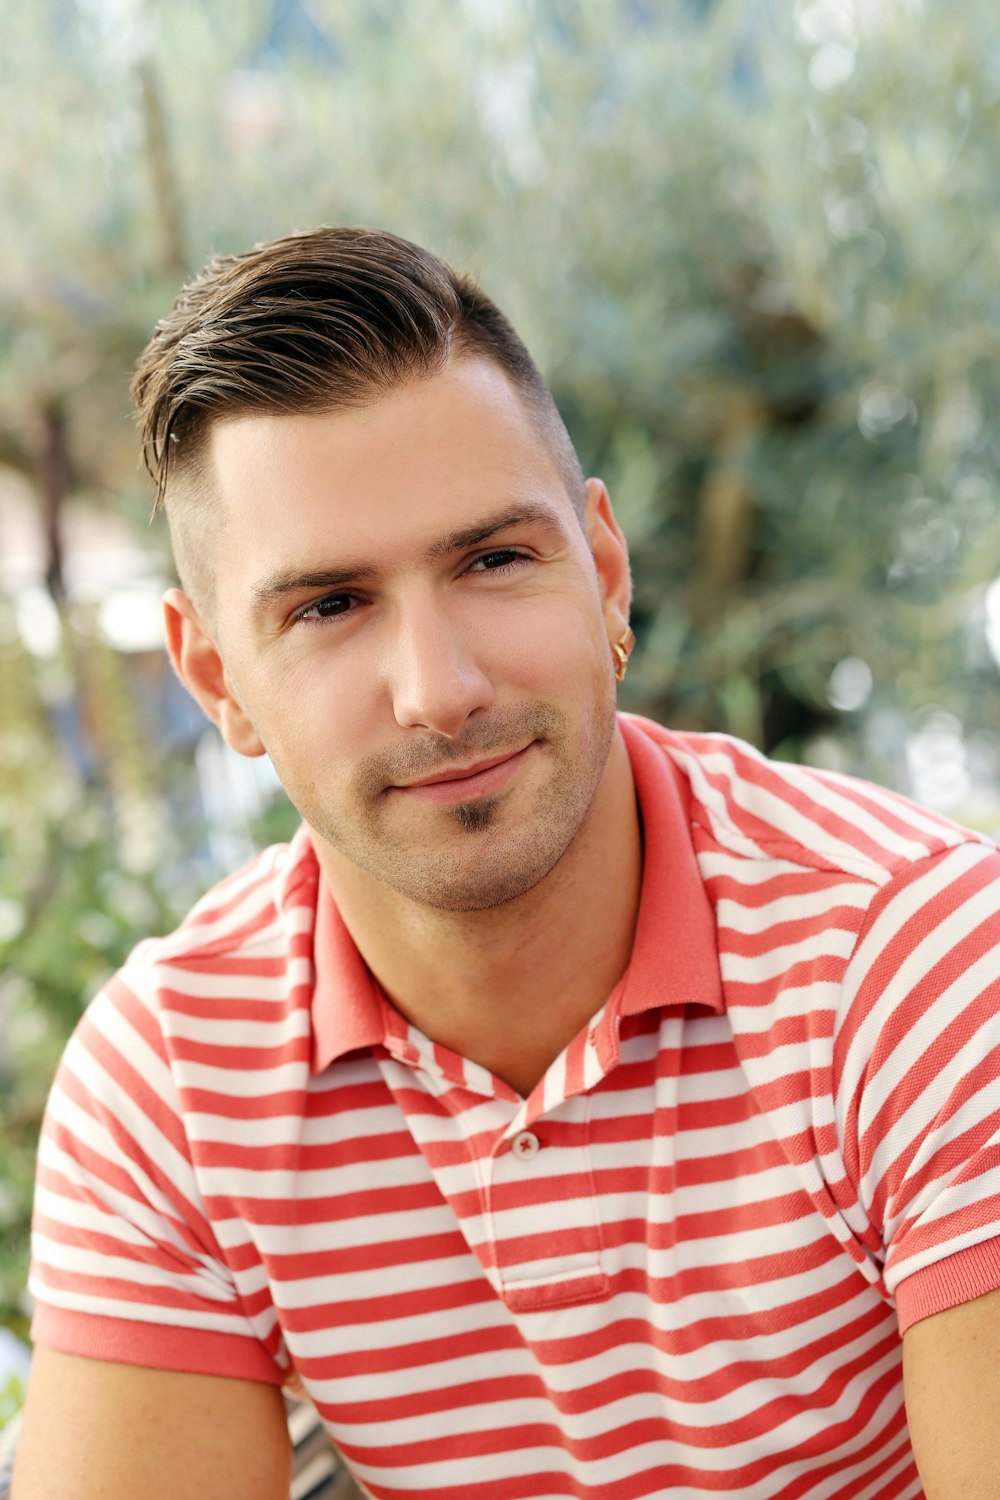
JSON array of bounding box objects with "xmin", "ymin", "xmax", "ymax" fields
[
  {"xmin": 903, "ymin": 1284, "xmax": 1000, "ymax": 1497},
  {"xmin": 11, "ymin": 1348, "xmax": 292, "ymax": 1500}
]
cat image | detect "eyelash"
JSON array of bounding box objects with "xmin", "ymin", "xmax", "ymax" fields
[
  {"xmin": 294, "ymin": 549, "xmax": 533, "ymax": 625},
  {"xmin": 467, "ymin": 547, "xmax": 532, "ymax": 575}
]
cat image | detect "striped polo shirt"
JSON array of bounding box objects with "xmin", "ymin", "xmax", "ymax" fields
[{"xmin": 30, "ymin": 714, "xmax": 1000, "ymax": 1498}]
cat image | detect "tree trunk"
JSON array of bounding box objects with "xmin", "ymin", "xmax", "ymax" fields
[{"xmin": 37, "ymin": 399, "xmax": 69, "ymax": 606}]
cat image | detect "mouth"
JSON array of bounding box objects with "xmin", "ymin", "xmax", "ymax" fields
[{"xmin": 391, "ymin": 743, "xmax": 536, "ymax": 803}]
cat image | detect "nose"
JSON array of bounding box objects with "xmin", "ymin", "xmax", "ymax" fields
[{"xmin": 387, "ymin": 598, "xmax": 494, "ymax": 738}]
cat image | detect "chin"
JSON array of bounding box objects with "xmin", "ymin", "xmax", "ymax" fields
[{"xmin": 323, "ymin": 817, "xmax": 573, "ymax": 913}]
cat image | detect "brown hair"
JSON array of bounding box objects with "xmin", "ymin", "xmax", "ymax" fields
[{"xmin": 132, "ymin": 226, "xmax": 584, "ymax": 519}]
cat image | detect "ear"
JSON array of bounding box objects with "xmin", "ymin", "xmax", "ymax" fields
[
  {"xmin": 162, "ymin": 589, "xmax": 266, "ymax": 758},
  {"xmin": 583, "ymin": 478, "xmax": 632, "ymax": 642}
]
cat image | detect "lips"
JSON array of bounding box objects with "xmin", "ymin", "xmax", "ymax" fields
[
  {"xmin": 391, "ymin": 743, "xmax": 535, "ymax": 803},
  {"xmin": 400, "ymin": 750, "xmax": 527, "ymax": 789}
]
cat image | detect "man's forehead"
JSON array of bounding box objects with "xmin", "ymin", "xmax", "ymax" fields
[{"xmin": 206, "ymin": 362, "xmax": 571, "ymax": 541}]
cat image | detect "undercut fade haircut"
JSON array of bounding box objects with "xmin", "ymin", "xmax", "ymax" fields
[{"xmin": 132, "ymin": 226, "xmax": 586, "ymax": 525}]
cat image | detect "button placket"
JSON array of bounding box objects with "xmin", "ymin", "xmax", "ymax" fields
[{"xmin": 481, "ymin": 1095, "xmax": 609, "ymax": 1311}]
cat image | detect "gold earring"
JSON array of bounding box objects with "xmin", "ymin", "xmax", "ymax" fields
[{"xmin": 611, "ymin": 626, "xmax": 636, "ymax": 683}]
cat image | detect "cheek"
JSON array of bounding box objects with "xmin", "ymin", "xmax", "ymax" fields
[
  {"xmin": 498, "ymin": 606, "xmax": 608, "ymax": 701},
  {"xmin": 245, "ymin": 652, "xmax": 376, "ymax": 774}
]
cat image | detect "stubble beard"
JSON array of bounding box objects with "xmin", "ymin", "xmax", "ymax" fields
[{"xmin": 300, "ymin": 699, "xmax": 617, "ymax": 913}]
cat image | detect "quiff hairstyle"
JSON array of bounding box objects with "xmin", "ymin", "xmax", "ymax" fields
[{"xmin": 132, "ymin": 226, "xmax": 585, "ymax": 603}]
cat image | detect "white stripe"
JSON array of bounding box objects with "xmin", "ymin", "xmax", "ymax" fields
[
  {"xmin": 720, "ymin": 925, "xmax": 858, "ymax": 983},
  {"xmin": 272, "ymin": 1251, "xmax": 483, "ymax": 1309},
  {"xmin": 697, "ymin": 850, "xmax": 821, "ymax": 883},
  {"xmin": 707, "ymin": 980, "xmax": 842, "ymax": 1032},
  {"xmin": 154, "ymin": 962, "xmax": 312, "ymax": 1000},
  {"xmin": 159, "ymin": 1012, "xmax": 312, "ymax": 1046},
  {"xmin": 27, "ymin": 1276, "xmax": 265, "ymax": 1335},
  {"xmin": 169, "ymin": 1059, "xmax": 310, "ymax": 1095},
  {"xmin": 716, "ymin": 882, "xmax": 872, "ymax": 934}
]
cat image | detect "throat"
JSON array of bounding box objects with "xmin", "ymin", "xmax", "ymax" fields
[{"xmin": 382, "ymin": 959, "xmax": 619, "ymax": 1100}]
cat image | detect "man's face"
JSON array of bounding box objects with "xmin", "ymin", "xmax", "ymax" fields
[{"xmin": 170, "ymin": 357, "xmax": 631, "ymax": 912}]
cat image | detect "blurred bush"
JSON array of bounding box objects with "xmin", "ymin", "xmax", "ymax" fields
[{"xmin": 2, "ymin": 0, "xmax": 1000, "ymax": 1357}]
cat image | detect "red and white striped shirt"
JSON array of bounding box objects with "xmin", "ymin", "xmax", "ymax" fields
[{"xmin": 30, "ymin": 715, "xmax": 1000, "ymax": 1498}]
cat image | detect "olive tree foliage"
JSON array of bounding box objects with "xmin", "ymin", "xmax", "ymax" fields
[
  {"xmin": 0, "ymin": 0, "xmax": 999, "ymax": 1341},
  {"xmin": 4, "ymin": 0, "xmax": 1000, "ymax": 748}
]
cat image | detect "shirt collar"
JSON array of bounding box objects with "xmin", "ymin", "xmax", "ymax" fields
[
  {"xmin": 309, "ymin": 877, "xmax": 387, "ymax": 1073},
  {"xmin": 614, "ymin": 713, "xmax": 724, "ymax": 1019},
  {"xmin": 309, "ymin": 713, "xmax": 723, "ymax": 1073}
]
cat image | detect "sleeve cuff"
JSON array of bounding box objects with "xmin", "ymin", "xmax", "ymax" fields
[
  {"xmin": 897, "ymin": 1238, "xmax": 1000, "ymax": 1335},
  {"xmin": 30, "ymin": 1303, "xmax": 285, "ymax": 1386}
]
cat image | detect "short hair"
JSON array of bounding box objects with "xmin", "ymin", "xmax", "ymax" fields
[{"xmin": 132, "ymin": 226, "xmax": 585, "ymax": 527}]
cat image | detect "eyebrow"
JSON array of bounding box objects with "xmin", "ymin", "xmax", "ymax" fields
[
  {"xmin": 426, "ymin": 502, "xmax": 562, "ymax": 558},
  {"xmin": 249, "ymin": 501, "xmax": 563, "ymax": 617}
]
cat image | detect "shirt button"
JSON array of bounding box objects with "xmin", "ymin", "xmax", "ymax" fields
[{"xmin": 512, "ymin": 1130, "xmax": 540, "ymax": 1161}]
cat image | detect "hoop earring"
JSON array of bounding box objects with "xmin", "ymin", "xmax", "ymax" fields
[{"xmin": 611, "ymin": 626, "xmax": 636, "ymax": 683}]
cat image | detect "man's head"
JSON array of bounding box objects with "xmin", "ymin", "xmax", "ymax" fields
[
  {"xmin": 143, "ymin": 228, "xmax": 632, "ymax": 914},
  {"xmin": 132, "ymin": 226, "xmax": 585, "ymax": 611}
]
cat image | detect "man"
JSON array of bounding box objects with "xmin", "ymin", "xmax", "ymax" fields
[{"xmin": 11, "ymin": 227, "xmax": 1000, "ymax": 1500}]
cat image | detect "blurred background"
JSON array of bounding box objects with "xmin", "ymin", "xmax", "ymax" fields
[{"xmin": 1, "ymin": 0, "xmax": 999, "ymax": 1419}]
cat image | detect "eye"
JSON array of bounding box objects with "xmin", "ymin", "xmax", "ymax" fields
[
  {"xmin": 467, "ymin": 548, "xmax": 532, "ymax": 575},
  {"xmin": 295, "ymin": 592, "xmax": 359, "ymax": 624}
]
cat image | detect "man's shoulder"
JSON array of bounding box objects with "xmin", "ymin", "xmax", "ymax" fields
[
  {"xmin": 622, "ymin": 712, "xmax": 993, "ymax": 887},
  {"xmin": 67, "ymin": 826, "xmax": 321, "ymax": 1095},
  {"xmin": 42, "ymin": 828, "xmax": 323, "ymax": 1222},
  {"xmin": 127, "ymin": 823, "xmax": 320, "ymax": 979}
]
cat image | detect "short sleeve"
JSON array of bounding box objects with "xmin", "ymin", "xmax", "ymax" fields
[
  {"xmin": 29, "ymin": 971, "xmax": 286, "ymax": 1385},
  {"xmin": 833, "ymin": 840, "xmax": 1000, "ymax": 1333}
]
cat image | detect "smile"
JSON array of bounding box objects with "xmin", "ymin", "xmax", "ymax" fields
[{"xmin": 392, "ymin": 744, "xmax": 535, "ymax": 804}]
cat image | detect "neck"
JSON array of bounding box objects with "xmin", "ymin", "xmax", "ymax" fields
[{"xmin": 314, "ymin": 729, "xmax": 642, "ymax": 1097}]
